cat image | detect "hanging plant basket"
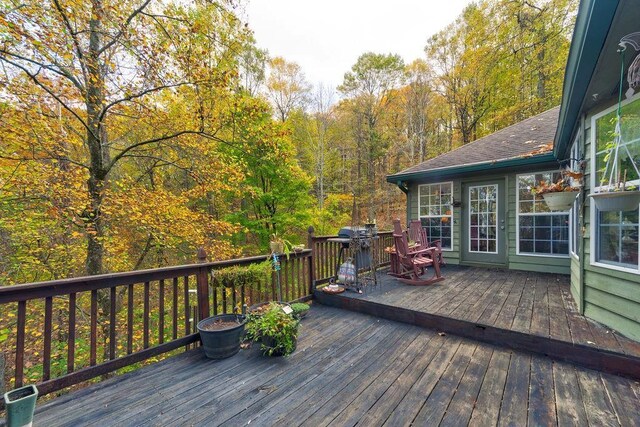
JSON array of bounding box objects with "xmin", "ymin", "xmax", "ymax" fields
[
  {"xmin": 542, "ymin": 190, "xmax": 579, "ymax": 211},
  {"xmin": 589, "ymin": 191, "xmax": 640, "ymax": 212}
]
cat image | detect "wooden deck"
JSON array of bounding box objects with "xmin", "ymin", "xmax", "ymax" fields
[
  {"xmin": 31, "ymin": 305, "xmax": 640, "ymax": 426},
  {"xmin": 330, "ymin": 265, "xmax": 640, "ymax": 360}
]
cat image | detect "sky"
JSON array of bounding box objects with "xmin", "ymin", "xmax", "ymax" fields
[{"xmin": 242, "ymin": 0, "xmax": 474, "ymax": 91}]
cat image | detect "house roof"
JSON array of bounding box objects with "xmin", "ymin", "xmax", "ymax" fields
[
  {"xmin": 553, "ymin": 0, "xmax": 620, "ymax": 159},
  {"xmin": 387, "ymin": 106, "xmax": 560, "ymax": 184}
]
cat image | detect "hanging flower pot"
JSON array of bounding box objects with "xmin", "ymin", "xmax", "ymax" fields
[
  {"xmin": 542, "ymin": 190, "xmax": 580, "ymax": 211},
  {"xmin": 589, "ymin": 191, "xmax": 640, "ymax": 212}
]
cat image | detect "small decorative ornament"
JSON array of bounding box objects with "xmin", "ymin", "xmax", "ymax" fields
[{"xmin": 619, "ymin": 32, "xmax": 640, "ymax": 99}]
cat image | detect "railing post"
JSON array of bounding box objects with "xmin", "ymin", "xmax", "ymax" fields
[
  {"xmin": 196, "ymin": 247, "xmax": 210, "ymax": 321},
  {"xmin": 307, "ymin": 226, "xmax": 315, "ymax": 292}
]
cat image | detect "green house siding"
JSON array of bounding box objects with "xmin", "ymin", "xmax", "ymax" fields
[
  {"xmin": 573, "ymin": 106, "xmax": 640, "ymax": 341},
  {"xmin": 405, "ymin": 171, "xmax": 570, "ymax": 274}
]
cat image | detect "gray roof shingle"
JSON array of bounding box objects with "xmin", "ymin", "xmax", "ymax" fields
[{"xmin": 390, "ymin": 106, "xmax": 560, "ymax": 177}]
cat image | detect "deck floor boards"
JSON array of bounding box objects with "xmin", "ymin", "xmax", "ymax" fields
[
  {"xmin": 339, "ymin": 265, "xmax": 640, "ymax": 359},
  {"xmin": 30, "ymin": 304, "xmax": 640, "ymax": 426}
]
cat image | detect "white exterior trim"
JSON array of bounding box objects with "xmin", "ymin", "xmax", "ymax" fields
[
  {"xmin": 467, "ymin": 183, "xmax": 499, "ymax": 254},
  {"xmin": 589, "ymin": 92, "xmax": 640, "ymax": 275},
  {"xmin": 515, "ymin": 171, "xmax": 571, "ymax": 258},
  {"xmin": 417, "ymin": 181, "xmax": 454, "ymax": 251}
]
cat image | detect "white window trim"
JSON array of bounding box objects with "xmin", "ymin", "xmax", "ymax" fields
[
  {"xmin": 467, "ymin": 183, "xmax": 499, "ymax": 254},
  {"xmin": 589, "ymin": 92, "xmax": 640, "ymax": 275},
  {"xmin": 515, "ymin": 171, "xmax": 571, "ymax": 258},
  {"xmin": 569, "ymin": 133, "xmax": 582, "ymax": 259},
  {"xmin": 418, "ymin": 181, "xmax": 454, "ymax": 251}
]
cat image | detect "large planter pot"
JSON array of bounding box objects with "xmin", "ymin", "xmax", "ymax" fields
[
  {"xmin": 589, "ymin": 191, "xmax": 640, "ymax": 212},
  {"xmin": 4, "ymin": 384, "xmax": 38, "ymax": 427},
  {"xmin": 197, "ymin": 314, "xmax": 246, "ymax": 360},
  {"xmin": 542, "ymin": 190, "xmax": 579, "ymax": 211}
]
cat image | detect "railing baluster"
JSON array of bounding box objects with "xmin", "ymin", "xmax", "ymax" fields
[
  {"xmin": 109, "ymin": 287, "xmax": 116, "ymax": 360},
  {"xmin": 15, "ymin": 300, "xmax": 26, "ymax": 388},
  {"xmin": 43, "ymin": 296, "xmax": 52, "ymax": 380},
  {"xmin": 67, "ymin": 293, "xmax": 76, "ymax": 373},
  {"xmin": 297, "ymin": 257, "xmax": 302, "ymax": 299},
  {"xmin": 173, "ymin": 277, "xmax": 178, "ymax": 340},
  {"xmin": 280, "ymin": 257, "xmax": 291, "ymax": 301},
  {"xmin": 143, "ymin": 281, "xmax": 150, "ymax": 349},
  {"xmin": 213, "ymin": 283, "xmax": 218, "ymax": 315},
  {"xmin": 222, "ymin": 286, "xmax": 227, "ymax": 313},
  {"xmin": 291, "ymin": 257, "xmax": 296, "ymax": 300},
  {"xmin": 184, "ymin": 276, "xmax": 190, "ymax": 344},
  {"xmin": 158, "ymin": 279, "xmax": 165, "ymax": 345},
  {"xmin": 231, "ymin": 282, "xmax": 237, "ymax": 313},
  {"xmin": 127, "ymin": 285, "xmax": 133, "ymax": 355},
  {"xmin": 241, "ymin": 281, "xmax": 246, "ymax": 312},
  {"xmin": 91, "ymin": 289, "xmax": 98, "ymax": 364}
]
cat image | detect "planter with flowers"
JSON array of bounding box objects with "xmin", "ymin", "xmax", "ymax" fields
[{"xmin": 533, "ymin": 169, "xmax": 583, "ymax": 211}]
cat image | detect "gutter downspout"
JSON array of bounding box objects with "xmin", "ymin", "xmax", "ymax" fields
[{"xmin": 578, "ymin": 114, "xmax": 586, "ymax": 314}]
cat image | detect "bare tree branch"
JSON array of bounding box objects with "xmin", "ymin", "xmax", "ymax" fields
[{"xmin": 98, "ymin": 0, "xmax": 153, "ymax": 55}]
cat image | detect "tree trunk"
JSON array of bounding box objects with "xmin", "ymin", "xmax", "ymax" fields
[{"xmin": 85, "ymin": 2, "xmax": 108, "ymax": 276}]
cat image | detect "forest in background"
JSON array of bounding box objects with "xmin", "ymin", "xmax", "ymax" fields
[{"xmin": 0, "ymin": 0, "xmax": 577, "ymax": 284}]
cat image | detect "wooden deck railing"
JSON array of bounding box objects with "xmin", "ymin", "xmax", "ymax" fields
[
  {"xmin": 307, "ymin": 227, "xmax": 394, "ymax": 285},
  {"xmin": 0, "ymin": 249, "xmax": 312, "ymax": 398},
  {"xmin": 0, "ymin": 226, "xmax": 394, "ymax": 400}
]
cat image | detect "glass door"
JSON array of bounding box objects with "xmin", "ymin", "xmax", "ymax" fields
[{"xmin": 463, "ymin": 181, "xmax": 506, "ymax": 264}]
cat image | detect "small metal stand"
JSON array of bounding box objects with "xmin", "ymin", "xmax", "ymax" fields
[{"xmin": 328, "ymin": 226, "xmax": 379, "ymax": 294}]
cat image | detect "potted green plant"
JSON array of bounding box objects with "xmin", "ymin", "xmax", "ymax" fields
[
  {"xmin": 269, "ymin": 233, "xmax": 292, "ymax": 255},
  {"xmin": 197, "ymin": 314, "xmax": 246, "ymax": 359},
  {"xmin": 290, "ymin": 302, "xmax": 310, "ymax": 319},
  {"xmin": 245, "ymin": 302, "xmax": 299, "ymax": 356},
  {"xmin": 532, "ymin": 169, "xmax": 582, "ymax": 211},
  {"xmin": 4, "ymin": 384, "xmax": 38, "ymax": 427}
]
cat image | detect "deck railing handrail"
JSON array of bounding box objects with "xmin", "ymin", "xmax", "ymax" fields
[{"xmin": 0, "ymin": 250, "xmax": 312, "ymax": 304}]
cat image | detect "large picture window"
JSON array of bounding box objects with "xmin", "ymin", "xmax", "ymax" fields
[
  {"xmin": 517, "ymin": 172, "xmax": 569, "ymax": 256},
  {"xmin": 418, "ymin": 182, "xmax": 453, "ymax": 250},
  {"xmin": 592, "ymin": 95, "xmax": 640, "ymax": 271}
]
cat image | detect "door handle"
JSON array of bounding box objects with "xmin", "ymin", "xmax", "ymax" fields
[{"xmin": 500, "ymin": 226, "xmax": 505, "ymax": 230}]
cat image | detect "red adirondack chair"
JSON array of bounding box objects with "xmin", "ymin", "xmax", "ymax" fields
[
  {"xmin": 408, "ymin": 219, "xmax": 446, "ymax": 267},
  {"xmin": 392, "ymin": 219, "xmax": 444, "ymax": 286}
]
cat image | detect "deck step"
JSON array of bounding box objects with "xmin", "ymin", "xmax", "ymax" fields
[{"xmin": 314, "ymin": 290, "xmax": 640, "ymax": 381}]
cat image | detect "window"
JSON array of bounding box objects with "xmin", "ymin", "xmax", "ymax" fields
[
  {"xmin": 418, "ymin": 182, "xmax": 453, "ymax": 250},
  {"xmin": 517, "ymin": 172, "xmax": 570, "ymax": 256},
  {"xmin": 592, "ymin": 94, "xmax": 640, "ymax": 271},
  {"xmin": 597, "ymin": 210, "xmax": 639, "ymax": 268}
]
